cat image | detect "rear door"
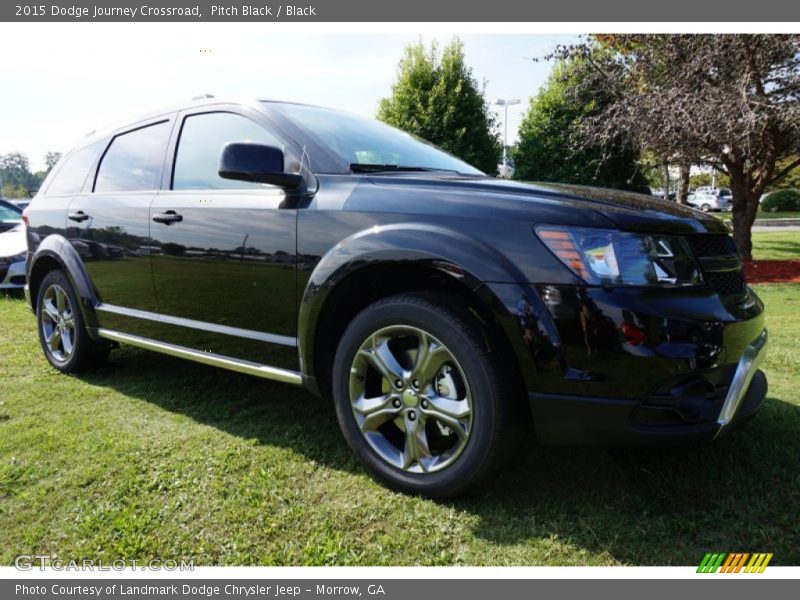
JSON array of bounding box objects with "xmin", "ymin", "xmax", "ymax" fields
[
  {"xmin": 66, "ymin": 118, "xmax": 174, "ymax": 335},
  {"xmin": 148, "ymin": 108, "xmax": 299, "ymax": 369},
  {"xmin": 28, "ymin": 141, "xmax": 105, "ymax": 265}
]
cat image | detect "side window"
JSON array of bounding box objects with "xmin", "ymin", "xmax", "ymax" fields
[
  {"xmin": 172, "ymin": 112, "xmax": 283, "ymax": 190},
  {"xmin": 45, "ymin": 142, "xmax": 104, "ymax": 197},
  {"xmin": 94, "ymin": 121, "xmax": 171, "ymax": 193}
]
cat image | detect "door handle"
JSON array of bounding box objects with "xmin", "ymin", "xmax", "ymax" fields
[
  {"xmin": 68, "ymin": 211, "xmax": 90, "ymax": 223},
  {"xmin": 152, "ymin": 211, "xmax": 183, "ymax": 225}
]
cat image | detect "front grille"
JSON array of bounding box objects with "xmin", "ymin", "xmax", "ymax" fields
[
  {"xmin": 705, "ymin": 270, "xmax": 746, "ymax": 296},
  {"xmin": 686, "ymin": 234, "xmax": 738, "ymax": 258},
  {"xmin": 685, "ymin": 234, "xmax": 747, "ymax": 297}
]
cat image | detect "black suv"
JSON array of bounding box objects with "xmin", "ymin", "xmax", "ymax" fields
[{"xmin": 24, "ymin": 98, "xmax": 768, "ymax": 497}]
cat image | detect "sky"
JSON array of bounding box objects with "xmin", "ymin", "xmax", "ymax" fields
[{"xmin": 0, "ymin": 24, "xmax": 575, "ymax": 171}]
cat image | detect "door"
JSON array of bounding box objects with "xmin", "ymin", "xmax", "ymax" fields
[
  {"xmin": 148, "ymin": 110, "xmax": 299, "ymax": 368},
  {"xmin": 66, "ymin": 119, "xmax": 173, "ymax": 336}
]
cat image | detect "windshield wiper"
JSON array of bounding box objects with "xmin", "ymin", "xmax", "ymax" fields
[{"xmin": 349, "ymin": 163, "xmax": 460, "ymax": 174}]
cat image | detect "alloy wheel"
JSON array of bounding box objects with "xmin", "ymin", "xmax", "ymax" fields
[
  {"xmin": 348, "ymin": 325, "xmax": 473, "ymax": 474},
  {"xmin": 40, "ymin": 283, "xmax": 76, "ymax": 363}
]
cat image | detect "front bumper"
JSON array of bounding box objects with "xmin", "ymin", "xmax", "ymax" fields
[
  {"xmin": 529, "ymin": 330, "xmax": 768, "ymax": 445},
  {"xmin": 484, "ymin": 281, "xmax": 769, "ymax": 445}
]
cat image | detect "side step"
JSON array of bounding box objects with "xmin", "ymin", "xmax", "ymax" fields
[{"xmin": 96, "ymin": 328, "xmax": 304, "ymax": 386}]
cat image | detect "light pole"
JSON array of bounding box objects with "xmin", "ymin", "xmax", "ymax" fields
[{"xmin": 494, "ymin": 98, "xmax": 520, "ymax": 161}]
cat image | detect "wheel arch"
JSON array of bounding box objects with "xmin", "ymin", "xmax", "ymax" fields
[
  {"xmin": 28, "ymin": 235, "xmax": 101, "ymax": 334},
  {"xmin": 298, "ymin": 223, "xmax": 535, "ymax": 400}
]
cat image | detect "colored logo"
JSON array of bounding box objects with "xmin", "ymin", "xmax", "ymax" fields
[{"xmin": 697, "ymin": 553, "xmax": 773, "ymax": 573}]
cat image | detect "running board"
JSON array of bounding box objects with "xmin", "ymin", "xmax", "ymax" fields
[{"xmin": 96, "ymin": 328, "xmax": 304, "ymax": 386}]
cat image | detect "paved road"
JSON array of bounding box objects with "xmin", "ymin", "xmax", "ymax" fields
[{"xmin": 753, "ymin": 225, "xmax": 800, "ymax": 232}]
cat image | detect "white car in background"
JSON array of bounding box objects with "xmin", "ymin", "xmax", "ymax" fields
[
  {"xmin": 497, "ymin": 156, "xmax": 515, "ymax": 179},
  {"xmin": 0, "ymin": 200, "xmax": 27, "ymax": 290},
  {"xmin": 688, "ymin": 188, "xmax": 733, "ymax": 212}
]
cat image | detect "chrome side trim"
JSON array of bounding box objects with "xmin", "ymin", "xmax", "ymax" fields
[
  {"xmin": 97, "ymin": 328, "xmax": 303, "ymax": 386},
  {"xmin": 716, "ymin": 329, "xmax": 768, "ymax": 434},
  {"xmin": 95, "ymin": 303, "xmax": 297, "ymax": 346}
]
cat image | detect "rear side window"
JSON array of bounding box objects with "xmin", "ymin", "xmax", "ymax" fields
[
  {"xmin": 94, "ymin": 121, "xmax": 171, "ymax": 193},
  {"xmin": 45, "ymin": 142, "xmax": 104, "ymax": 197},
  {"xmin": 172, "ymin": 112, "xmax": 283, "ymax": 190}
]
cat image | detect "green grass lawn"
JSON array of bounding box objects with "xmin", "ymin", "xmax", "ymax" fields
[
  {"xmin": 751, "ymin": 231, "xmax": 800, "ymax": 261},
  {"xmin": 1, "ymin": 282, "xmax": 799, "ymax": 566},
  {"xmin": 716, "ymin": 211, "xmax": 800, "ymax": 221}
]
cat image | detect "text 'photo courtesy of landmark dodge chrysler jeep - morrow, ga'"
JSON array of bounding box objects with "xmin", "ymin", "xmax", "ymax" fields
[{"xmin": 23, "ymin": 98, "xmax": 768, "ymax": 497}]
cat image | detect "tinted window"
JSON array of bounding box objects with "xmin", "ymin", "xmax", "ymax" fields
[
  {"xmin": 46, "ymin": 142, "xmax": 104, "ymax": 197},
  {"xmin": 173, "ymin": 112, "xmax": 282, "ymax": 190},
  {"xmin": 94, "ymin": 121, "xmax": 171, "ymax": 193},
  {"xmin": 267, "ymin": 102, "xmax": 483, "ymax": 175},
  {"xmin": 0, "ymin": 200, "xmax": 22, "ymax": 221}
]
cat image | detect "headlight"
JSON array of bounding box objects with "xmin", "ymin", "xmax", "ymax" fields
[{"xmin": 535, "ymin": 226, "xmax": 703, "ymax": 287}]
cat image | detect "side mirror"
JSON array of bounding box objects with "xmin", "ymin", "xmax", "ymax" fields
[{"xmin": 218, "ymin": 142, "xmax": 302, "ymax": 190}]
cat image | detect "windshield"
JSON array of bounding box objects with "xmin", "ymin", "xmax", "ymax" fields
[
  {"xmin": 0, "ymin": 202, "xmax": 22, "ymax": 221},
  {"xmin": 268, "ymin": 103, "xmax": 484, "ymax": 176}
]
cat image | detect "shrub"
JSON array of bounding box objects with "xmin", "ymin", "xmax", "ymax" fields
[{"xmin": 761, "ymin": 189, "xmax": 800, "ymax": 212}]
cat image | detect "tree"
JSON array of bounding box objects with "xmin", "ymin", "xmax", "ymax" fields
[
  {"xmin": 677, "ymin": 163, "xmax": 691, "ymax": 205},
  {"xmin": 2, "ymin": 183, "xmax": 27, "ymax": 199},
  {"xmin": 690, "ymin": 170, "xmax": 731, "ymax": 189},
  {"xmin": 513, "ymin": 58, "xmax": 649, "ymax": 191},
  {"xmin": 554, "ymin": 35, "xmax": 800, "ymax": 259},
  {"xmin": 0, "ymin": 152, "xmax": 58, "ymax": 197},
  {"xmin": 0, "ymin": 152, "xmax": 33, "ymax": 189},
  {"xmin": 378, "ymin": 38, "xmax": 501, "ymax": 174},
  {"xmin": 769, "ymin": 156, "xmax": 800, "ymax": 191},
  {"xmin": 44, "ymin": 152, "xmax": 62, "ymax": 173}
]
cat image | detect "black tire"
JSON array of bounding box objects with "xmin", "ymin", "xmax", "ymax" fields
[
  {"xmin": 701, "ymin": 204, "xmax": 711, "ymax": 212},
  {"xmin": 35, "ymin": 269, "xmax": 109, "ymax": 373},
  {"xmin": 332, "ymin": 292, "xmax": 526, "ymax": 498}
]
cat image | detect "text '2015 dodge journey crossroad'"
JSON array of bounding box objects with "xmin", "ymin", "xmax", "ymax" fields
[{"xmin": 24, "ymin": 98, "xmax": 768, "ymax": 497}]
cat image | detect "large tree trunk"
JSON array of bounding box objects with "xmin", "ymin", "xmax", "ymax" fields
[
  {"xmin": 662, "ymin": 161, "xmax": 670, "ymax": 201},
  {"xmin": 728, "ymin": 170, "xmax": 759, "ymax": 261},
  {"xmin": 677, "ymin": 163, "xmax": 690, "ymax": 204}
]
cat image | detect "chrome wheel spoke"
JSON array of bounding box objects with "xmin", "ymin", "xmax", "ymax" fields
[
  {"xmin": 359, "ymin": 336, "xmax": 405, "ymax": 384},
  {"xmin": 42, "ymin": 298, "xmax": 59, "ymax": 323},
  {"xmin": 61, "ymin": 328, "xmax": 74, "ymax": 356},
  {"xmin": 55, "ymin": 286, "xmax": 66, "ymax": 313},
  {"xmin": 402, "ymin": 415, "xmax": 432, "ymax": 471},
  {"xmin": 353, "ymin": 393, "xmax": 400, "ymax": 432},
  {"xmin": 422, "ymin": 396, "xmax": 470, "ymax": 438},
  {"xmin": 48, "ymin": 328, "xmax": 62, "ymax": 354},
  {"xmin": 413, "ymin": 339, "xmax": 448, "ymax": 385}
]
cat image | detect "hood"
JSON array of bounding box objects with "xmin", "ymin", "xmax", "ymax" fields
[
  {"xmin": 0, "ymin": 224, "xmax": 27, "ymax": 259},
  {"xmin": 365, "ymin": 175, "xmax": 729, "ymax": 235}
]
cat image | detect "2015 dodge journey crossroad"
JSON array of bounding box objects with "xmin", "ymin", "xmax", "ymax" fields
[{"xmin": 24, "ymin": 97, "xmax": 768, "ymax": 497}]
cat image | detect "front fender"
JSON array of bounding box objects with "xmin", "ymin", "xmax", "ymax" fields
[
  {"xmin": 27, "ymin": 234, "xmax": 101, "ymax": 332},
  {"xmin": 297, "ymin": 222, "xmax": 562, "ymax": 385}
]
